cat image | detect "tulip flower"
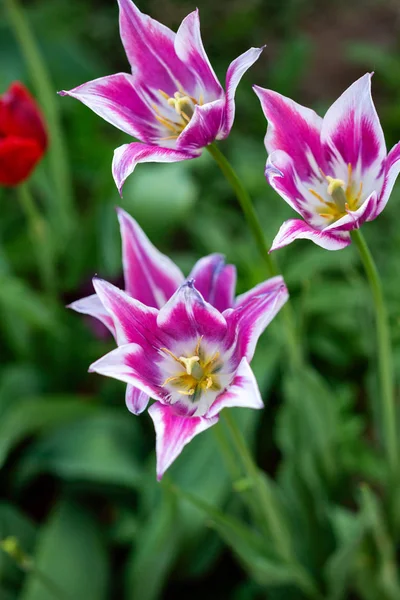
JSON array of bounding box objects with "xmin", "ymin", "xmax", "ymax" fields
[
  {"xmin": 59, "ymin": 0, "xmax": 263, "ymax": 193},
  {"xmin": 70, "ymin": 208, "xmax": 284, "ymax": 418},
  {"xmin": 254, "ymin": 74, "xmax": 400, "ymax": 251},
  {"xmin": 0, "ymin": 82, "xmax": 48, "ymax": 186},
  {"xmin": 88, "ymin": 276, "xmax": 287, "ymax": 478}
]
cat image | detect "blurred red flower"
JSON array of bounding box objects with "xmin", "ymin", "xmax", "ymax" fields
[{"xmin": 0, "ymin": 82, "xmax": 48, "ymax": 186}]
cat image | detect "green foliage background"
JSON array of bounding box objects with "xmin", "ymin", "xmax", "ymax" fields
[{"xmin": 1, "ymin": 0, "xmax": 400, "ymax": 598}]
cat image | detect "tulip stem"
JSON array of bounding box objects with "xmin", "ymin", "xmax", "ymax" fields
[
  {"xmin": 351, "ymin": 229, "xmax": 398, "ymax": 480},
  {"xmin": 207, "ymin": 143, "xmax": 301, "ymax": 367},
  {"xmin": 17, "ymin": 183, "xmax": 56, "ymax": 297},
  {"xmin": 5, "ymin": 0, "xmax": 75, "ymax": 241},
  {"xmin": 222, "ymin": 411, "xmax": 291, "ymax": 560},
  {"xmin": 221, "ymin": 412, "xmax": 323, "ymax": 600}
]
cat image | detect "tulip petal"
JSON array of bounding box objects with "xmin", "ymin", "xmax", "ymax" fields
[
  {"xmin": 225, "ymin": 278, "xmax": 288, "ymax": 364},
  {"xmin": 253, "ymin": 85, "xmax": 325, "ymax": 182},
  {"xmin": 207, "ymin": 358, "xmax": 263, "ymax": 418},
  {"xmin": 117, "ymin": 208, "xmax": 184, "ymax": 307},
  {"xmin": 174, "ymin": 10, "xmax": 223, "ymax": 100},
  {"xmin": 235, "ymin": 275, "xmax": 285, "ymax": 309},
  {"xmin": 148, "ymin": 401, "xmax": 218, "ymax": 479},
  {"xmin": 376, "ymin": 141, "xmax": 400, "ymax": 215},
  {"xmin": 270, "ymin": 219, "xmax": 351, "ymax": 252},
  {"xmin": 189, "ymin": 254, "xmax": 236, "ymax": 312},
  {"xmin": 93, "ymin": 278, "xmax": 170, "ymax": 349},
  {"xmin": 221, "ymin": 47, "xmax": 264, "ymax": 138},
  {"xmin": 176, "ymin": 100, "xmax": 225, "ymax": 153},
  {"xmin": 112, "ymin": 142, "xmax": 196, "ymax": 194},
  {"xmin": 265, "ymin": 150, "xmax": 315, "ymax": 217},
  {"xmin": 0, "ymin": 82, "xmax": 47, "ymax": 151},
  {"xmin": 67, "ymin": 293, "xmax": 116, "ymax": 336},
  {"xmin": 59, "ymin": 73, "xmax": 159, "ymax": 141},
  {"xmin": 117, "ymin": 0, "xmax": 196, "ymax": 95},
  {"xmin": 157, "ymin": 280, "xmax": 227, "ymax": 342},
  {"xmin": 89, "ymin": 343, "xmax": 164, "ymax": 400},
  {"xmin": 321, "ymin": 73, "xmax": 386, "ymax": 193},
  {"xmin": 125, "ymin": 384, "xmax": 149, "ymax": 415},
  {"xmin": 0, "ymin": 136, "xmax": 43, "ymax": 186}
]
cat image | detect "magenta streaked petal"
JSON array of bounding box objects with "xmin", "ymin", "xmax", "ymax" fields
[
  {"xmin": 67, "ymin": 294, "xmax": 116, "ymax": 336},
  {"xmin": 157, "ymin": 280, "xmax": 227, "ymax": 342},
  {"xmin": 157, "ymin": 280, "xmax": 228, "ymax": 341},
  {"xmin": 117, "ymin": 208, "xmax": 184, "ymax": 307},
  {"xmin": 225, "ymin": 278, "xmax": 288, "ymax": 364},
  {"xmin": 376, "ymin": 141, "xmax": 400, "ymax": 215},
  {"xmin": 176, "ymin": 100, "xmax": 225, "ymax": 153},
  {"xmin": 264, "ymin": 151, "xmax": 319, "ymax": 220},
  {"xmin": 235, "ymin": 275, "xmax": 284, "ymax": 309},
  {"xmin": 112, "ymin": 142, "xmax": 197, "ymax": 194},
  {"xmin": 93, "ymin": 278, "xmax": 170, "ymax": 349},
  {"xmin": 220, "ymin": 47, "xmax": 264, "ymax": 138},
  {"xmin": 148, "ymin": 401, "xmax": 218, "ymax": 479},
  {"xmin": 59, "ymin": 73, "xmax": 158, "ymax": 141},
  {"xmin": 323, "ymin": 192, "xmax": 378, "ymax": 232},
  {"xmin": 117, "ymin": 0, "xmax": 196, "ymax": 95},
  {"xmin": 89, "ymin": 343, "xmax": 165, "ymax": 400},
  {"xmin": 189, "ymin": 254, "xmax": 236, "ymax": 312},
  {"xmin": 270, "ymin": 219, "xmax": 351, "ymax": 252},
  {"xmin": 253, "ymin": 85, "xmax": 325, "ymax": 182},
  {"xmin": 207, "ymin": 358, "xmax": 263, "ymax": 418},
  {"xmin": 321, "ymin": 74, "xmax": 386, "ymax": 187},
  {"xmin": 125, "ymin": 384, "xmax": 149, "ymax": 415},
  {"xmin": 174, "ymin": 10, "xmax": 223, "ymax": 100}
]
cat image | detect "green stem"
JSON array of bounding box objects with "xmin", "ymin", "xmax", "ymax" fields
[
  {"xmin": 222, "ymin": 412, "xmax": 322, "ymax": 600},
  {"xmin": 207, "ymin": 143, "xmax": 301, "ymax": 367},
  {"xmin": 5, "ymin": 0, "xmax": 75, "ymax": 240},
  {"xmin": 351, "ymin": 229, "xmax": 398, "ymax": 478},
  {"xmin": 18, "ymin": 183, "xmax": 56, "ymax": 297},
  {"xmin": 222, "ymin": 412, "xmax": 291, "ymax": 560}
]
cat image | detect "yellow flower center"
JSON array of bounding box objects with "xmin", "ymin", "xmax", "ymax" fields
[
  {"xmin": 153, "ymin": 89, "xmax": 203, "ymax": 140},
  {"xmin": 161, "ymin": 338, "xmax": 222, "ymax": 403},
  {"xmin": 309, "ymin": 164, "xmax": 363, "ymax": 222}
]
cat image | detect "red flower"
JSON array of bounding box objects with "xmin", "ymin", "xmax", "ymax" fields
[{"xmin": 0, "ymin": 82, "xmax": 48, "ymax": 186}]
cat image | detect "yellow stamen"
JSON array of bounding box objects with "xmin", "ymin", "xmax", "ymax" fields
[
  {"xmin": 178, "ymin": 389, "xmax": 195, "ymax": 396},
  {"xmin": 155, "ymin": 115, "xmax": 180, "ymax": 133},
  {"xmin": 356, "ymin": 182, "xmax": 363, "ymax": 202},
  {"xmin": 347, "ymin": 163, "xmax": 353, "ymax": 186},
  {"xmin": 160, "ymin": 347, "xmax": 182, "ymax": 364},
  {"xmin": 309, "ymin": 189, "xmax": 327, "ymax": 205},
  {"xmin": 159, "ymin": 89, "xmax": 170, "ymax": 101},
  {"xmin": 161, "ymin": 375, "xmax": 182, "ymax": 387}
]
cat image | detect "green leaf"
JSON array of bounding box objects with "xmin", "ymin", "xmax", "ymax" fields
[
  {"xmin": 0, "ymin": 395, "xmax": 96, "ymax": 469},
  {"xmin": 0, "ymin": 276, "xmax": 57, "ymax": 333},
  {"xmin": 14, "ymin": 411, "xmax": 143, "ymax": 490},
  {"xmin": 124, "ymin": 485, "xmax": 180, "ymax": 600},
  {"xmin": 325, "ymin": 507, "xmax": 365, "ymax": 600},
  {"xmin": 20, "ymin": 499, "xmax": 108, "ymax": 600},
  {"xmin": 0, "ymin": 503, "xmax": 37, "ymax": 595}
]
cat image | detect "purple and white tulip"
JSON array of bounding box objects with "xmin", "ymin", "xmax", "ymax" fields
[
  {"xmin": 254, "ymin": 73, "xmax": 400, "ymax": 251},
  {"xmin": 88, "ymin": 277, "xmax": 288, "ymax": 478},
  {"xmin": 69, "ymin": 208, "xmax": 284, "ymax": 419},
  {"xmin": 59, "ymin": 0, "xmax": 264, "ymax": 193}
]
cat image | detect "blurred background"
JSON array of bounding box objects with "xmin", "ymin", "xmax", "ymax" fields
[{"xmin": 1, "ymin": 0, "xmax": 400, "ymax": 598}]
